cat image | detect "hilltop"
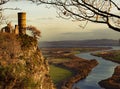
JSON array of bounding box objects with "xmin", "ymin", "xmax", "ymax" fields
[{"xmin": 0, "ymin": 33, "xmax": 55, "ymax": 89}]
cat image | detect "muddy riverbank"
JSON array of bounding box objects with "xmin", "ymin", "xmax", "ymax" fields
[{"xmin": 92, "ymin": 50, "xmax": 120, "ymax": 89}]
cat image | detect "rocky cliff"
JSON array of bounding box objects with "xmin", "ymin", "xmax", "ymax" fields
[{"xmin": 0, "ymin": 33, "xmax": 55, "ymax": 89}]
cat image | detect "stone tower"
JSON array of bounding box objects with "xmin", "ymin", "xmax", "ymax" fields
[{"xmin": 18, "ymin": 12, "xmax": 26, "ymax": 34}]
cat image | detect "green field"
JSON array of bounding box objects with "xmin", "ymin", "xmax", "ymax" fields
[
  {"xmin": 93, "ymin": 50, "xmax": 120, "ymax": 61},
  {"xmin": 113, "ymin": 51, "xmax": 120, "ymax": 60},
  {"xmin": 49, "ymin": 65, "xmax": 73, "ymax": 84},
  {"xmin": 49, "ymin": 58, "xmax": 71, "ymax": 64}
]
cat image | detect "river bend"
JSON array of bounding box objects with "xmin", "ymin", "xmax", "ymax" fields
[{"xmin": 73, "ymin": 47, "xmax": 120, "ymax": 89}]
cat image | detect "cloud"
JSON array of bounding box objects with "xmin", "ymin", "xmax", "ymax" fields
[
  {"xmin": 36, "ymin": 17, "xmax": 54, "ymax": 20},
  {"xmin": 60, "ymin": 29, "xmax": 120, "ymax": 40}
]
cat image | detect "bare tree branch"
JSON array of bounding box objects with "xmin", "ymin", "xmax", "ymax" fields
[
  {"xmin": 110, "ymin": 0, "xmax": 120, "ymax": 10},
  {"xmin": 0, "ymin": 0, "xmax": 120, "ymax": 32},
  {"xmin": 26, "ymin": 25, "xmax": 41, "ymax": 39},
  {"xmin": 0, "ymin": 0, "xmax": 9, "ymax": 5},
  {"xmin": 31, "ymin": 0, "xmax": 120, "ymax": 32},
  {"xmin": 0, "ymin": 0, "xmax": 21, "ymax": 25}
]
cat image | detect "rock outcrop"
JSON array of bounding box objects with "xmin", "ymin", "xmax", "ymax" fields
[
  {"xmin": 0, "ymin": 33, "xmax": 55, "ymax": 89},
  {"xmin": 99, "ymin": 66, "xmax": 120, "ymax": 89}
]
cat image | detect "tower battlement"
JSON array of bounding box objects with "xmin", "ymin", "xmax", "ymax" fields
[{"xmin": 18, "ymin": 12, "xmax": 26, "ymax": 34}]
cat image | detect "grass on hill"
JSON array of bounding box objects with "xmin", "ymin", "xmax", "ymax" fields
[
  {"xmin": 48, "ymin": 58, "xmax": 71, "ymax": 64},
  {"xmin": 112, "ymin": 51, "xmax": 120, "ymax": 60},
  {"xmin": 93, "ymin": 50, "xmax": 120, "ymax": 61},
  {"xmin": 49, "ymin": 65, "xmax": 73, "ymax": 84}
]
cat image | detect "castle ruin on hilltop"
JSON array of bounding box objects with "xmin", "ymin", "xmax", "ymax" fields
[{"xmin": 1, "ymin": 12, "xmax": 26, "ymax": 35}]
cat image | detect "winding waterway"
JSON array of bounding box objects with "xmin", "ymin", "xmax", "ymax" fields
[{"xmin": 73, "ymin": 47, "xmax": 120, "ymax": 89}]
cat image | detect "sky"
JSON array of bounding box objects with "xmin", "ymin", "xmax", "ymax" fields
[{"xmin": 1, "ymin": 0, "xmax": 120, "ymax": 41}]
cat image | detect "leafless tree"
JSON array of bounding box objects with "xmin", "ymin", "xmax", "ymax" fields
[
  {"xmin": 0, "ymin": 0, "xmax": 9, "ymax": 25},
  {"xmin": 0, "ymin": 0, "xmax": 9, "ymax": 5},
  {"xmin": 1, "ymin": 0, "xmax": 120, "ymax": 32},
  {"xmin": 26, "ymin": 25, "xmax": 41, "ymax": 39},
  {"xmin": 0, "ymin": 0, "xmax": 20, "ymax": 25},
  {"xmin": 31, "ymin": 0, "xmax": 120, "ymax": 32}
]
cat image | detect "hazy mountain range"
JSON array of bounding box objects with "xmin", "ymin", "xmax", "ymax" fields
[{"xmin": 39, "ymin": 39, "xmax": 120, "ymax": 48}]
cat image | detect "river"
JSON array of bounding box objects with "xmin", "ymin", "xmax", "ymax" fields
[{"xmin": 72, "ymin": 46, "xmax": 120, "ymax": 89}]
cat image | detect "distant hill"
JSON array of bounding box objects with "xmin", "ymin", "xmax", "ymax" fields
[{"xmin": 39, "ymin": 39, "xmax": 120, "ymax": 48}]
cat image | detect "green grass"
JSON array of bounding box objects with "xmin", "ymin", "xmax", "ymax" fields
[
  {"xmin": 94, "ymin": 51, "xmax": 120, "ymax": 61},
  {"xmin": 106, "ymin": 51, "xmax": 120, "ymax": 61},
  {"xmin": 72, "ymin": 51, "xmax": 80, "ymax": 54},
  {"xmin": 113, "ymin": 52, "xmax": 120, "ymax": 60},
  {"xmin": 49, "ymin": 65, "xmax": 73, "ymax": 84},
  {"xmin": 49, "ymin": 58, "xmax": 71, "ymax": 64}
]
